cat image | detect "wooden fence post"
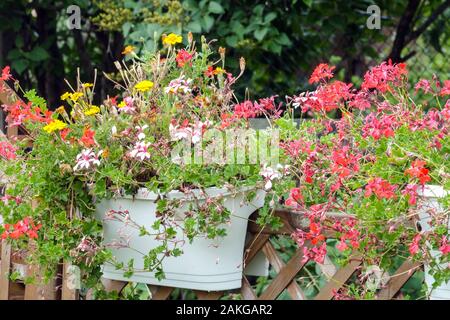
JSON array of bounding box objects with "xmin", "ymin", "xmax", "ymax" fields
[{"xmin": 0, "ymin": 240, "xmax": 11, "ymax": 300}]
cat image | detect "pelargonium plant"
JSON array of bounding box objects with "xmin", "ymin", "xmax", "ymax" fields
[
  {"xmin": 0, "ymin": 34, "xmax": 290, "ymax": 293},
  {"xmin": 278, "ymin": 61, "xmax": 449, "ymax": 298}
]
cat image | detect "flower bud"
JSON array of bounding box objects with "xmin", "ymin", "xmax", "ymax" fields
[{"xmin": 239, "ymin": 57, "xmax": 246, "ymax": 73}]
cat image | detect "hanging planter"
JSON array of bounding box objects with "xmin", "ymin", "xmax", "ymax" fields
[
  {"xmin": 418, "ymin": 185, "xmax": 450, "ymax": 300},
  {"xmin": 96, "ymin": 187, "xmax": 266, "ymax": 291}
]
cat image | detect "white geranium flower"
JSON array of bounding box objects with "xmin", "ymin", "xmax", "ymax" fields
[{"xmin": 74, "ymin": 149, "xmax": 101, "ymax": 171}]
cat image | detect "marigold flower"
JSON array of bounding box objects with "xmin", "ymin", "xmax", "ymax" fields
[
  {"xmin": 60, "ymin": 92, "xmax": 71, "ymax": 101},
  {"xmin": 43, "ymin": 119, "xmax": 67, "ymax": 133},
  {"xmin": 55, "ymin": 106, "xmax": 66, "ymax": 114},
  {"xmin": 84, "ymin": 105, "xmax": 101, "ymax": 116},
  {"xmin": 122, "ymin": 45, "xmax": 135, "ymax": 55},
  {"xmin": 213, "ymin": 67, "xmax": 225, "ymax": 75},
  {"xmin": 134, "ymin": 80, "xmax": 154, "ymax": 92},
  {"xmin": 162, "ymin": 33, "xmax": 182, "ymax": 46},
  {"xmin": 70, "ymin": 92, "xmax": 84, "ymax": 102}
]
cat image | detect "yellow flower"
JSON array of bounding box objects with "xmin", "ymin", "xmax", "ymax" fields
[
  {"xmin": 213, "ymin": 67, "xmax": 226, "ymax": 75},
  {"xmin": 102, "ymin": 148, "xmax": 110, "ymax": 158},
  {"xmin": 134, "ymin": 80, "xmax": 154, "ymax": 92},
  {"xmin": 55, "ymin": 106, "xmax": 66, "ymax": 114},
  {"xmin": 61, "ymin": 92, "xmax": 71, "ymax": 101},
  {"xmin": 84, "ymin": 105, "xmax": 101, "ymax": 116},
  {"xmin": 70, "ymin": 92, "xmax": 84, "ymax": 102},
  {"xmin": 162, "ymin": 33, "xmax": 182, "ymax": 46},
  {"xmin": 82, "ymin": 83, "xmax": 94, "ymax": 88},
  {"xmin": 118, "ymin": 101, "xmax": 127, "ymax": 108},
  {"xmin": 122, "ymin": 45, "xmax": 135, "ymax": 55},
  {"xmin": 43, "ymin": 119, "xmax": 67, "ymax": 133}
]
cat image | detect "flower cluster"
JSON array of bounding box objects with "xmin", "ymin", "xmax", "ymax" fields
[
  {"xmin": 283, "ymin": 59, "xmax": 449, "ymax": 291},
  {"xmin": 1, "ymin": 217, "xmax": 41, "ymax": 240}
]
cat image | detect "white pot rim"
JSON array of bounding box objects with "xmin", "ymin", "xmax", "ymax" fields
[
  {"xmin": 114, "ymin": 185, "xmax": 261, "ymax": 201},
  {"xmin": 418, "ymin": 185, "xmax": 448, "ymax": 198}
]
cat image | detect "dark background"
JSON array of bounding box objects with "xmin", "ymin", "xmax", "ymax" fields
[{"xmin": 0, "ymin": 0, "xmax": 449, "ymax": 109}]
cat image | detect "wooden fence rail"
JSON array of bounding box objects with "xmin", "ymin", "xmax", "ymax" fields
[
  {"xmin": 0, "ymin": 209, "xmax": 423, "ymax": 300},
  {"xmin": 96, "ymin": 210, "xmax": 422, "ymax": 300}
]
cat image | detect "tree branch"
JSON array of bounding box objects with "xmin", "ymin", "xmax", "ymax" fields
[
  {"xmin": 387, "ymin": 0, "xmax": 421, "ymax": 62},
  {"xmin": 405, "ymin": 0, "xmax": 450, "ymax": 44}
]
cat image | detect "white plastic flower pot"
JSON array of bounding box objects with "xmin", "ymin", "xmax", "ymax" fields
[
  {"xmin": 96, "ymin": 187, "xmax": 266, "ymax": 291},
  {"xmin": 417, "ymin": 185, "xmax": 449, "ymax": 300}
]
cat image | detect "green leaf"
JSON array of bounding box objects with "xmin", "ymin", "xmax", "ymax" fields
[
  {"xmin": 26, "ymin": 46, "xmax": 50, "ymax": 62},
  {"xmin": 15, "ymin": 36, "xmax": 24, "ymax": 49},
  {"xmin": 11, "ymin": 58, "xmax": 29, "ymax": 74},
  {"xmin": 202, "ymin": 15, "xmax": 214, "ymax": 32},
  {"xmin": 254, "ymin": 28, "xmax": 269, "ymax": 41},
  {"xmin": 303, "ymin": 0, "xmax": 313, "ymax": 7},
  {"xmin": 275, "ymin": 33, "xmax": 292, "ymax": 46},
  {"xmin": 208, "ymin": 1, "xmax": 224, "ymax": 14},
  {"xmin": 122, "ymin": 22, "xmax": 132, "ymax": 37},
  {"xmin": 225, "ymin": 35, "xmax": 238, "ymax": 47},
  {"xmin": 7, "ymin": 49, "xmax": 22, "ymax": 60},
  {"xmin": 24, "ymin": 89, "xmax": 47, "ymax": 110},
  {"xmin": 264, "ymin": 12, "xmax": 277, "ymax": 24},
  {"xmin": 186, "ymin": 21, "xmax": 202, "ymax": 33}
]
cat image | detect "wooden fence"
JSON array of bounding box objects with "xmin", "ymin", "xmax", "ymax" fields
[
  {"xmin": 0, "ymin": 209, "xmax": 423, "ymax": 300},
  {"xmin": 0, "ymin": 81, "xmax": 423, "ymax": 300},
  {"xmin": 96, "ymin": 209, "xmax": 423, "ymax": 300}
]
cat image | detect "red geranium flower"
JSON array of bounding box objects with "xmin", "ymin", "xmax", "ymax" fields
[
  {"xmin": 0, "ymin": 141, "xmax": 17, "ymax": 160},
  {"xmin": 1, "ymin": 66, "xmax": 11, "ymax": 81},
  {"xmin": 409, "ymin": 233, "xmax": 421, "ymax": 255},
  {"xmin": 309, "ymin": 63, "xmax": 335, "ymax": 84},
  {"xmin": 81, "ymin": 127, "xmax": 96, "ymax": 147},
  {"xmin": 440, "ymin": 80, "xmax": 450, "ymax": 96},
  {"xmin": 365, "ymin": 177, "xmax": 397, "ymax": 199},
  {"xmin": 405, "ymin": 160, "xmax": 431, "ymax": 185},
  {"xmin": 176, "ymin": 49, "xmax": 193, "ymax": 68}
]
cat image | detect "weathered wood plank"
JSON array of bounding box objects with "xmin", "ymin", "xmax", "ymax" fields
[
  {"xmin": 0, "ymin": 240, "xmax": 11, "ymax": 300},
  {"xmin": 61, "ymin": 263, "xmax": 79, "ymax": 300},
  {"xmin": 243, "ymin": 233, "xmax": 270, "ymax": 266},
  {"xmin": 8, "ymin": 282, "xmax": 25, "ymax": 300},
  {"xmin": 195, "ymin": 290, "xmax": 223, "ymax": 300},
  {"xmin": 377, "ymin": 260, "xmax": 422, "ymax": 300},
  {"xmin": 149, "ymin": 285, "xmax": 174, "ymax": 300},
  {"xmin": 241, "ymin": 276, "xmax": 257, "ymax": 299},
  {"xmin": 259, "ymin": 247, "xmax": 308, "ymax": 300},
  {"xmin": 318, "ymin": 256, "xmax": 338, "ymax": 279},
  {"xmin": 102, "ymin": 278, "xmax": 127, "ymax": 295},
  {"xmin": 24, "ymin": 263, "xmax": 58, "ymax": 300},
  {"xmin": 314, "ymin": 253, "xmax": 362, "ymax": 300},
  {"xmin": 262, "ymin": 241, "xmax": 305, "ymax": 300}
]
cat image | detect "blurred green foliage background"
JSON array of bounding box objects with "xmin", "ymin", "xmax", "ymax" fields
[{"xmin": 0, "ymin": 0, "xmax": 449, "ymax": 109}]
